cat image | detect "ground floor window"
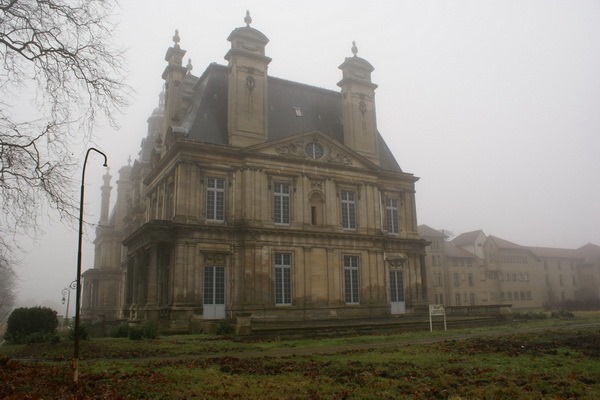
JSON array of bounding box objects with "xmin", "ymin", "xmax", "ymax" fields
[
  {"xmin": 344, "ymin": 255, "xmax": 360, "ymax": 304},
  {"xmin": 274, "ymin": 253, "xmax": 292, "ymax": 305}
]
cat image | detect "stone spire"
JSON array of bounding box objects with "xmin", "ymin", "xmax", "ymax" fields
[
  {"xmin": 224, "ymin": 11, "xmax": 272, "ymax": 147},
  {"xmin": 337, "ymin": 42, "xmax": 380, "ymax": 165},
  {"xmin": 161, "ymin": 30, "xmax": 188, "ymax": 137},
  {"xmin": 99, "ymin": 168, "xmax": 112, "ymax": 225}
]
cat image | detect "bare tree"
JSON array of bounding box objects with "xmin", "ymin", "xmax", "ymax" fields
[
  {"xmin": 0, "ymin": 0, "xmax": 130, "ymax": 266},
  {"xmin": 0, "ymin": 261, "xmax": 15, "ymax": 324}
]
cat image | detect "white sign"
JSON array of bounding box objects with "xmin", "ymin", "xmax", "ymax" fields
[
  {"xmin": 429, "ymin": 304, "xmax": 447, "ymax": 331},
  {"xmin": 429, "ymin": 304, "xmax": 445, "ymax": 316}
]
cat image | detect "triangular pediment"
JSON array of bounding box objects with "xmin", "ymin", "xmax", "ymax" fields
[{"xmin": 242, "ymin": 130, "xmax": 381, "ymax": 171}]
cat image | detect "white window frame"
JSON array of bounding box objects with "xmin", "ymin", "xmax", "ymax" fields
[
  {"xmin": 274, "ymin": 253, "xmax": 292, "ymax": 305},
  {"xmin": 343, "ymin": 255, "xmax": 360, "ymax": 304},
  {"xmin": 385, "ymin": 197, "xmax": 399, "ymax": 234},
  {"xmin": 341, "ymin": 190, "xmax": 356, "ymax": 229},
  {"xmin": 206, "ymin": 177, "xmax": 225, "ymax": 221},
  {"xmin": 273, "ymin": 182, "xmax": 291, "ymax": 225}
]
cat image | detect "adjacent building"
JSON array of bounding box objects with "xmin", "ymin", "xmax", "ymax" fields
[{"xmin": 419, "ymin": 225, "xmax": 600, "ymax": 309}]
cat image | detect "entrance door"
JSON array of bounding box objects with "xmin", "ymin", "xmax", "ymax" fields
[
  {"xmin": 203, "ymin": 265, "xmax": 225, "ymax": 319},
  {"xmin": 390, "ymin": 270, "xmax": 406, "ymax": 314}
]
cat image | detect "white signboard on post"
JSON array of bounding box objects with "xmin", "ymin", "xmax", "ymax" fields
[{"xmin": 429, "ymin": 304, "xmax": 447, "ymax": 332}]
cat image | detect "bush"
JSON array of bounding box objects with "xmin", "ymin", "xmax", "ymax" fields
[
  {"xmin": 4, "ymin": 307, "xmax": 59, "ymax": 343},
  {"xmin": 550, "ymin": 310, "xmax": 575, "ymax": 319},
  {"xmin": 26, "ymin": 332, "xmax": 60, "ymax": 344},
  {"xmin": 128, "ymin": 325, "xmax": 144, "ymax": 340},
  {"xmin": 68, "ymin": 323, "xmax": 89, "ymax": 340},
  {"xmin": 141, "ymin": 322, "xmax": 158, "ymax": 339},
  {"xmin": 513, "ymin": 311, "xmax": 548, "ymax": 320},
  {"xmin": 110, "ymin": 324, "xmax": 130, "ymax": 338},
  {"xmin": 215, "ymin": 320, "xmax": 235, "ymax": 335}
]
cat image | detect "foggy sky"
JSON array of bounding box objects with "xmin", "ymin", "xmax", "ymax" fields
[{"xmin": 14, "ymin": 1, "xmax": 600, "ymax": 313}]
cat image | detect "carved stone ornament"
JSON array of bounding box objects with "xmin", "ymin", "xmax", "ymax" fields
[
  {"xmin": 204, "ymin": 252, "xmax": 228, "ymax": 264},
  {"xmin": 275, "ymin": 141, "xmax": 305, "ymax": 158},
  {"xmin": 275, "ymin": 141, "xmax": 354, "ymax": 166},
  {"xmin": 310, "ymin": 180, "xmax": 324, "ymax": 189},
  {"xmin": 387, "ymin": 253, "xmax": 408, "ymax": 269},
  {"xmin": 359, "ymin": 100, "xmax": 367, "ymax": 116},
  {"xmin": 326, "ymin": 146, "xmax": 353, "ymax": 166},
  {"xmin": 246, "ymin": 75, "xmax": 256, "ymax": 93}
]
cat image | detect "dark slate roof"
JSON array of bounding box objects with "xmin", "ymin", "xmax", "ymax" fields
[{"xmin": 182, "ymin": 63, "xmax": 402, "ymax": 172}]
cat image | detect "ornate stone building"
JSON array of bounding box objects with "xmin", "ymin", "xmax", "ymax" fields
[{"xmin": 82, "ymin": 14, "xmax": 428, "ymax": 327}]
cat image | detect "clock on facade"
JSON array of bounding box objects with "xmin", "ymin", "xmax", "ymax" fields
[{"xmin": 304, "ymin": 141, "xmax": 325, "ymax": 159}]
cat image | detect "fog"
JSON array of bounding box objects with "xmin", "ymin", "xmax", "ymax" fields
[{"xmin": 13, "ymin": 1, "xmax": 600, "ymax": 315}]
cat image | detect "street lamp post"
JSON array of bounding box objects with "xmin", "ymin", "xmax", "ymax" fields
[
  {"xmin": 73, "ymin": 147, "xmax": 107, "ymax": 384},
  {"xmin": 61, "ymin": 280, "xmax": 77, "ymax": 324}
]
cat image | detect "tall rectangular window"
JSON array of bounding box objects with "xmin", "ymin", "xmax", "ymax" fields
[
  {"xmin": 344, "ymin": 255, "xmax": 360, "ymax": 304},
  {"xmin": 206, "ymin": 177, "xmax": 225, "ymax": 221},
  {"xmin": 453, "ymin": 272, "xmax": 460, "ymax": 287},
  {"xmin": 274, "ymin": 253, "xmax": 292, "ymax": 305},
  {"xmin": 386, "ymin": 198, "xmax": 399, "ymax": 234},
  {"xmin": 273, "ymin": 183, "xmax": 291, "ymax": 224},
  {"xmin": 341, "ymin": 190, "xmax": 356, "ymax": 229}
]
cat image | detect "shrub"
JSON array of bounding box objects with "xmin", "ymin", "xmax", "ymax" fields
[
  {"xmin": 110, "ymin": 324, "xmax": 130, "ymax": 338},
  {"xmin": 551, "ymin": 310, "xmax": 575, "ymax": 319},
  {"xmin": 128, "ymin": 325, "xmax": 144, "ymax": 340},
  {"xmin": 26, "ymin": 332, "xmax": 60, "ymax": 344},
  {"xmin": 4, "ymin": 307, "xmax": 59, "ymax": 343},
  {"xmin": 68, "ymin": 323, "xmax": 89, "ymax": 340},
  {"xmin": 141, "ymin": 322, "xmax": 158, "ymax": 339},
  {"xmin": 215, "ymin": 320, "xmax": 235, "ymax": 335},
  {"xmin": 513, "ymin": 311, "xmax": 547, "ymax": 320},
  {"xmin": 111, "ymin": 323, "xmax": 159, "ymax": 340}
]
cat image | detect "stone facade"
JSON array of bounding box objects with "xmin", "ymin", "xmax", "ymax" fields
[
  {"xmin": 82, "ymin": 14, "xmax": 428, "ymax": 327},
  {"xmin": 419, "ymin": 225, "xmax": 600, "ymax": 309}
]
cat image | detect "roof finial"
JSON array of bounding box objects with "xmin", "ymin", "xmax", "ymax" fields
[
  {"xmin": 186, "ymin": 58, "xmax": 193, "ymax": 74},
  {"xmin": 351, "ymin": 41, "xmax": 358, "ymax": 57},
  {"xmin": 173, "ymin": 29, "xmax": 180, "ymax": 47},
  {"xmin": 244, "ymin": 10, "xmax": 252, "ymax": 27},
  {"xmin": 127, "ymin": 155, "xmax": 132, "ymax": 166}
]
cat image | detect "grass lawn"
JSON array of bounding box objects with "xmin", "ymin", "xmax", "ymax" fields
[{"xmin": 1, "ymin": 312, "xmax": 600, "ymax": 399}]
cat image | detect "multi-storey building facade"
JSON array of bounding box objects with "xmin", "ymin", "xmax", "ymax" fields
[
  {"xmin": 528, "ymin": 247, "xmax": 582, "ymax": 305},
  {"xmin": 82, "ymin": 15, "xmax": 428, "ymax": 326},
  {"xmin": 419, "ymin": 225, "xmax": 600, "ymax": 309}
]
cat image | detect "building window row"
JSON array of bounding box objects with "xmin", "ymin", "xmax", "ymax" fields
[
  {"xmin": 453, "ymin": 272, "xmax": 474, "ymax": 287},
  {"xmin": 201, "ymin": 176, "xmax": 401, "ymax": 232},
  {"xmin": 495, "ymin": 255, "xmax": 528, "ymax": 264},
  {"xmin": 451, "ymin": 258, "xmax": 473, "ymax": 267},
  {"xmin": 499, "ymin": 291, "xmax": 532, "ymax": 301},
  {"xmin": 498, "ymin": 272, "xmax": 530, "ymax": 282},
  {"xmin": 454, "ymin": 293, "xmax": 476, "ymax": 306},
  {"xmin": 274, "ymin": 253, "xmax": 363, "ymax": 306}
]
